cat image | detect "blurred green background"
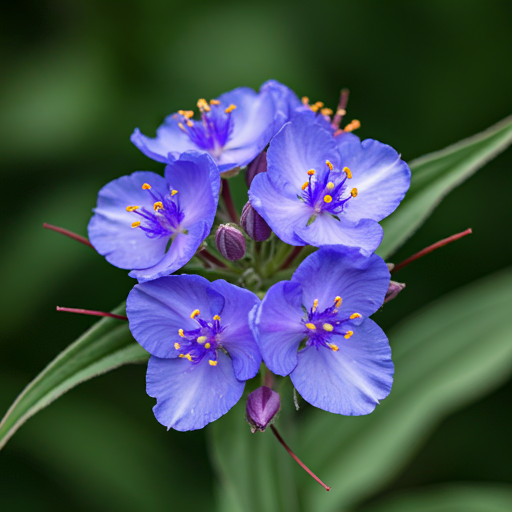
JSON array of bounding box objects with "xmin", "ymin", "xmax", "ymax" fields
[{"xmin": 1, "ymin": 0, "xmax": 511, "ymax": 511}]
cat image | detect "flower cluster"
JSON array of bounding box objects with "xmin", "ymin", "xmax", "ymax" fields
[{"xmin": 87, "ymin": 80, "xmax": 411, "ymax": 431}]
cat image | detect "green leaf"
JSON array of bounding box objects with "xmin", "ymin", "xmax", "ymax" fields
[
  {"xmin": 299, "ymin": 267, "xmax": 512, "ymax": 512},
  {"xmin": 0, "ymin": 303, "xmax": 148, "ymax": 451},
  {"xmin": 378, "ymin": 115, "xmax": 512, "ymax": 259},
  {"xmin": 360, "ymin": 484, "xmax": 512, "ymax": 512}
]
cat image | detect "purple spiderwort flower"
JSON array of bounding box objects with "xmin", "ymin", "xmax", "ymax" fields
[
  {"xmin": 246, "ymin": 386, "xmax": 281, "ymax": 433},
  {"xmin": 250, "ymin": 246, "xmax": 393, "ymax": 415},
  {"xmin": 127, "ymin": 274, "xmax": 261, "ymax": 431},
  {"xmin": 131, "ymin": 81, "xmax": 289, "ymax": 173},
  {"xmin": 248, "ymin": 112, "xmax": 411, "ymax": 255},
  {"xmin": 88, "ymin": 151, "xmax": 220, "ymax": 282}
]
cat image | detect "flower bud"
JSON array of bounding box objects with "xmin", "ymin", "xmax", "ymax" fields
[
  {"xmin": 246, "ymin": 386, "xmax": 281, "ymax": 433},
  {"xmin": 240, "ymin": 202, "xmax": 272, "ymax": 242},
  {"xmin": 384, "ymin": 280, "xmax": 406, "ymax": 303},
  {"xmin": 245, "ymin": 151, "xmax": 267, "ymax": 187},
  {"xmin": 215, "ymin": 224, "xmax": 246, "ymax": 261}
]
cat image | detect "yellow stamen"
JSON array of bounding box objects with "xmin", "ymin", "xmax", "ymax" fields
[
  {"xmin": 179, "ymin": 329, "xmax": 184, "ymax": 337},
  {"xmin": 174, "ymin": 342, "xmax": 180, "ymax": 350},
  {"xmin": 305, "ymin": 323, "xmax": 316, "ymax": 330},
  {"xmin": 312, "ymin": 299, "xmax": 318, "ymax": 312},
  {"xmin": 205, "ymin": 342, "xmax": 211, "ymax": 349},
  {"xmin": 344, "ymin": 331, "xmax": 354, "ymax": 339},
  {"xmin": 197, "ymin": 98, "xmax": 210, "ymax": 112},
  {"xmin": 350, "ymin": 313, "xmax": 362, "ymax": 319},
  {"xmin": 336, "ymin": 108, "xmax": 346, "ymax": 116},
  {"xmin": 178, "ymin": 122, "xmax": 186, "ymax": 132},
  {"xmin": 324, "ymin": 195, "xmax": 333, "ymax": 203},
  {"xmin": 170, "ymin": 190, "xmax": 177, "ymax": 197},
  {"xmin": 142, "ymin": 183, "xmax": 151, "ymax": 190},
  {"xmin": 328, "ymin": 343, "xmax": 339, "ymax": 352},
  {"xmin": 310, "ymin": 101, "xmax": 324, "ymax": 112},
  {"xmin": 186, "ymin": 120, "xmax": 194, "ymax": 127},
  {"xmin": 210, "ymin": 99, "xmax": 220, "ymax": 105},
  {"xmin": 225, "ymin": 104, "xmax": 237, "ymax": 114},
  {"xmin": 209, "ymin": 360, "xmax": 218, "ymax": 366},
  {"xmin": 197, "ymin": 336, "xmax": 207, "ymax": 344},
  {"xmin": 185, "ymin": 354, "xmax": 193, "ymax": 361},
  {"xmin": 190, "ymin": 309, "xmax": 200, "ymax": 319},
  {"xmin": 179, "ymin": 354, "xmax": 185, "ymax": 358},
  {"xmin": 213, "ymin": 315, "xmax": 221, "ymax": 321},
  {"xmin": 334, "ymin": 296, "xmax": 342, "ymax": 308},
  {"xmin": 326, "ymin": 160, "xmax": 333, "ymax": 170},
  {"xmin": 301, "ymin": 96, "xmax": 309, "ymax": 105},
  {"xmin": 307, "ymin": 169, "xmax": 315, "ymax": 176},
  {"xmin": 302, "ymin": 181, "xmax": 309, "ymax": 190},
  {"xmin": 184, "ymin": 110, "xmax": 194, "ymax": 118},
  {"xmin": 326, "ymin": 182, "xmax": 335, "ymax": 190},
  {"xmin": 323, "ymin": 323, "xmax": 334, "ymax": 332},
  {"xmin": 343, "ymin": 166, "xmax": 352, "ymax": 179},
  {"xmin": 126, "ymin": 205, "xmax": 139, "ymax": 212},
  {"xmin": 131, "ymin": 221, "xmax": 141, "ymax": 228},
  {"xmin": 344, "ymin": 119, "xmax": 361, "ymax": 132},
  {"xmin": 321, "ymin": 108, "xmax": 333, "ymax": 116},
  {"xmin": 153, "ymin": 201, "xmax": 163, "ymax": 211},
  {"xmin": 351, "ymin": 188, "xmax": 358, "ymax": 198}
]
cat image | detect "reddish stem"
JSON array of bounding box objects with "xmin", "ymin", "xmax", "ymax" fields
[
  {"xmin": 391, "ymin": 228, "xmax": 472, "ymax": 274},
  {"xmin": 270, "ymin": 425, "xmax": 330, "ymax": 492},
  {"xmin": 198, "ymin": 249, "xmax": 227, "ymax": 268},
  {"xmin": 331, "ymin": 88, "xmax": 350, "ymax": 130},
  {"xmin": 43, "ymin": 223, "xmax": 94, "ymax": 249},
  {"xmin": 279, "ymin": 246, "xmax": 304, "ymax": 271},
  {"xmin": 56, "ymin": 306, "xmax": 128, "ymax": 321},
  {"xmin": 221, "ymin": 179, "xmax": 240, "ymax": 224}
]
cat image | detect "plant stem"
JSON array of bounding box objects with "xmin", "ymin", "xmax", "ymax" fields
[
  {"xmin": 279, "ymin": 246, "xmax": 304, "ymax": 271},
  {"xmin": 331, "ymin": 88, "xmax": 350, "ymax": 130},
  {"xmin": 43, "ymin": 223, "xmax": 94, "ymax": 249},
  {"xmin": 198, "ymin": 249, "xmax": 228, "ymax": 268},
  {"xmin": 56, "ymin": 307, "xmax": 128, "ymax": 320},
  {"xmin": 221, "ymin": 179, "xmax": 239, "ymax": 224}
]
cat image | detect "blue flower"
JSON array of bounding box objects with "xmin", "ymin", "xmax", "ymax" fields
[
  {"xmin": 248, "ymin": 112, "xmax": 410, "ymax": 254},
  {"xmin": 127, "ymin": 275, "xmax": 261, "ymax": 431},
  {"xmin": 88, "ymin": 151, "xmax": 220, "ymax": 282},
  {"xmin": 250, "ymin": 246, "xmax": 393, "ymax": 415},
  {"xmin": 131, "ymin": 82, "xmax": 288, "ymax": 173}
]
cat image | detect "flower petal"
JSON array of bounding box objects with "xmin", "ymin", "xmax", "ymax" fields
[
  {"xmin": 291, "ymin": 319, "xmax": 393, "ymax": 415},
  {"xmin": 147, "ymin": 352, "xmax": 244, "ymax": 431}
]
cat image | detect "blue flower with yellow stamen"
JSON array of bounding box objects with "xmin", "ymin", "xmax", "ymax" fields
[
  {"xmin": 250, "ymin": 246, "xmax": 393, "ymax": 416},
  {"xmin": 131, "ymin": 82, "xmax": 288, "ymax": 173},
  {"xmin": 88, "ymin": 151, "xmax": 219, "ymax": 282},
  {"xmin": 127, "ymin": 274, "xmax": 261, "ymax": 431}
]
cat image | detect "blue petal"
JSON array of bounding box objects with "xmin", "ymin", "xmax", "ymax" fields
[
  {"xmin": 147, "ymin": 352, "xmax": 244, "ymax": 431},
  {"xmin": 207, "ymin": 280, "xmax": 261, "ymax": 381},
  {"xmin": 251, "ymin": 280, "xmax": 304, "ymax": 376},
  {"xmin": 290, "ymin": 319, "xmax": 393, "ymax": 415},
  {"xmin": 88, "ymin": 171, "xmax": 169, "ymax": 270},
  {"xmin": 266, "ymin": 112, "xmax": 340, "ymax": 192},
  {"xmin": 126, "ymin": 274, "xmax": 218, "ymax": 357},
  {"xmin": 336, "ymin": 133, "xmax": 411, "ymax": 222},
  {"xmin": 261, "ymin": 79, "xmax": 302, "ymax": 122},
  {"xmin": 291, "ymin": 246, "xmax": 390, "ymax": 317}
]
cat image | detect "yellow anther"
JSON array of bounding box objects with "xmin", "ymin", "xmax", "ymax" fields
[
  {"xmin": 178, "ymin": 110, "xmax": 186, "ymax": 115},
  {"xmin": 131, "ymin": 221, "xmax": 141, "ymax": 228},
  {"xmin": 225, "ymin": 104, "xmax": 237, "ymax": 114},
  {"xmin": 186, "ymin": 120, "xmax": 194, "ymax": 127},
  {"xmin": 305, "ymin": 323, "xmax": 316, "ymax": 330},
  {"xmin": 326, "ymin": 182, "xmax": 335, "ymax": 190},
  {"xmin": 321, "ymin": 108, "xmax": 333, "ymax": 116},
  {"xmin": 185, "ymin": 354, "xmax": 193, "ymax": 361},
  {"xmin": 350, "ymin": 313, "xmax": 362, "ymax": 319},
  {"xmin": 174, "ymin": 342, "xmax": 180, "ymax": 350},
  {"xmin": 179, "ymin": 354, "xmax": 185, "ymax": 358},
  {"xmin": 323, "ymin": 323, "xmax": 334, "ymax": 332},
  {"xmin": 209, "ymin": 360, "xmax": 218, "ymax": 366},
  {"xmin": 326, "ymin": 160, "xmax": 333, "ymax": 170},
  {"xmin": 351, "ymin": 188, "xmax": 358, "ymax": 198},
  {"xmin": 178, "ymin": 122, "xmax": 186, "ymax": 132},
  {"xmin": 197, "ymin": 336, "xmax": 207, "ymax": 344},
  {"xmin": 301, "ymin": 96, "xmax": 309, "ymax": 105},
  {"xmin": 334, "ymin": 296, "xmax": 342, "ymax": 308},
  {"xmin": 142, "ymin": 183, "xmax": 151, "ymax": 190},
  {"xmin": 302, "ymin": 181, "xmax": 309, "ymax": 190},
  {"xmin": 126, "ymin": 205, "xmax": 139, "ymax": 212},
  {"xmin": 312, "ymin": 299, "xmax": 318, "ymax": 312},
  {"xmin": 310, "ymin": 101, "xmax": 324, "ymax": 112},
  {"xmin": 204, "ymin": 342, "xmax": 211, "ymax": 349},
  {"xmin": 190, "ymin": 309, "xmax": 200, "ymax": 319},
  {"xmin": 307, "ymin": 169, "xmax": 315, "ymax": 176},
  {"xmin": 179, "ymin": 329, "xmax": 184, "ymax": 337},
  {"xmin": 210, "ymin": 99, "xmax": 220, "ymax": 105},
  {"xmin": 344, "ymin": 119, "xmax": 361, "ymax": 132},
  {"xmin": 153, "ymin": 201, "xmax": 163, "ymax": 211},
  {"xmin": 343, "ymin": 166, "xmax": 352, "ymax": 179},
  {"xmin": 197, "ymin": 98, "xmax": 210, "ymax": 111},
  {"xmin": 171, "ymin": 189, "xmax": 178, "ymax": 196},
  {"xmin": 213, "ymin": 315, "xmax": 221, "ymax": 321},
  {"xmin": 328, "ymin": 343, "xmax": 339, "ymax": 352},
  {"xmin": 324, "ymin": 195, "xmax": 333, "ymax": 203},
  {"xmin": 345, "ymin": 331, "xmax": 354, "ymax": 339}
]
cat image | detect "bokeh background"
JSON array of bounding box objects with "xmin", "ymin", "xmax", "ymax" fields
[{"xmin": 1, "ymin": 1, "xmax": 511, "ymax": 511}]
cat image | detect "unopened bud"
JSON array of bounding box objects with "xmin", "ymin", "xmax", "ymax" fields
[
  {"xmin": 240, "ymin": 202, "xmax": 272, "ymax": 242},
  {"xmin": 384, "ymin": 281, "xmax": 406, "ymax": 303},
  {"xmin": 215, "ymin": 224, "xmax": 246, "ymax": 261},
  {"xmin": 245, "ymin": 151, "xmax": 267, "ymax": 187},
  {"xmin": 246, "ymin": 386, "xmax": 281, "ymax": 433}
]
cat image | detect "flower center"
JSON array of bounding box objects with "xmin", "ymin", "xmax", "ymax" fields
[
  {"xmin": 127, "ymin": 183, "xmax": 185, "ymax": 239},
  {"xmin": 299, "ymin": 161, "xmax": 357, "ymax": 221},
  {"xmin": 175, "ymin": 98, "xmax": 237, "ymax": 158},
  {"xmin": 175, "ymin": 310, "xmax": 225, "ymax": 366},
  {"xmin": 301, "ymin": 296, "xmax": 362, "ymax": 352}
]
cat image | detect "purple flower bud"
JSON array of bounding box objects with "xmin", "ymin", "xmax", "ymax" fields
[
  {"xmin": 241, "ymin": 202, "xmax": 272, "ymax": 242},
  {"xmin": 245, "ymin": 151, "xmax": 267, "ymax": 187},
  {"xmin": 384, "ymin": 280, "xmax": 406, "ymax": 303},
  {"xmin": 246, "ymin": 386, "xmax": 281, "ymax": 433},
  {"xmin": 215, "ymin": 224, "xmax": 246, "ymax": 261}
]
